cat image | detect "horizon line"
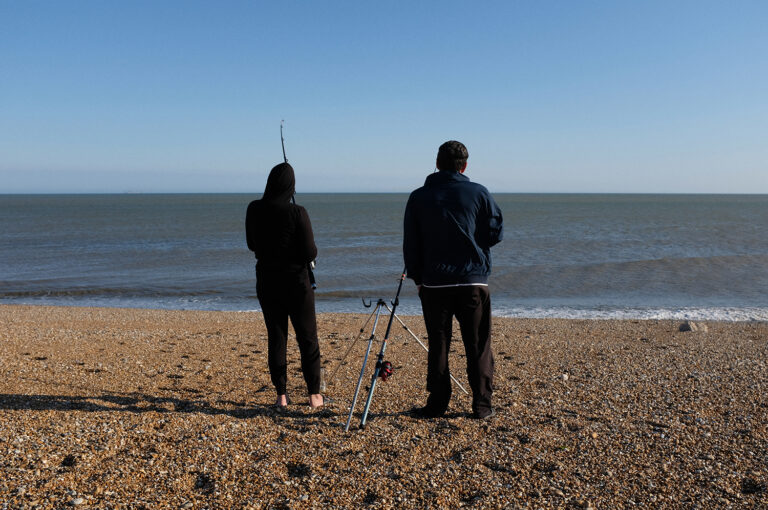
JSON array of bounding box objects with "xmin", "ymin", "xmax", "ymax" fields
[{"xmin": 3, "ymin": 191, "xmax": 768, "ymax": 196}]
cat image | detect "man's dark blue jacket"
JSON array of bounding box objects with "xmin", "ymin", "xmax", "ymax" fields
[{"xmin": 403, "ymin": 170, "xmax": 503, "ymax": 287}]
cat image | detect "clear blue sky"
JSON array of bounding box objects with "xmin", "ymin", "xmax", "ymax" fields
[{"xmin": 2, "ymin": 0, "xmax": 766, "ymax": 193}]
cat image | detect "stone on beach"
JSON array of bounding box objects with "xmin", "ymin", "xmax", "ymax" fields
[{"xmin": 679, "ymin": 320, "xmax": 709, "ymax": 332}]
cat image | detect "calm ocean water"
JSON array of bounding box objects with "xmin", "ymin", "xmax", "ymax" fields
[{"xmin": 1, "ymin": 193, "xmax": 767, "ymax": 320}]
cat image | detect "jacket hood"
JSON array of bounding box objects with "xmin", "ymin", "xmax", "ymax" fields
[{"xmin": 263, "ymin": 163, "xmax": 295, "ymax": 203}]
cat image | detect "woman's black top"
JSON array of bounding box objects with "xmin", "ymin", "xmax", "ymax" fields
[{"xmin": 245, "ymin": 200, "xmax": 317, "ymax": 275}]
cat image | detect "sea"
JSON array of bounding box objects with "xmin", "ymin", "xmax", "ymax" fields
[{"xmin": 1, "ymin": 193, "xmax": 767, "ymax": 321}]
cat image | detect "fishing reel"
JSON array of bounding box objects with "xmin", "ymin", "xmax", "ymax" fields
[{"xmin": 378, "ymin": 361, "xmax": 393, "ymax": 381}]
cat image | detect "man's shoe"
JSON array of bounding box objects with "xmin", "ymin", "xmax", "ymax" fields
[
  {"xmin": 411, "ymin": 405, "xmax": 445, "ymax": 419},
  {"xmin": 472, "ymin": 408, "xmax": 495, "ymax": 420}
]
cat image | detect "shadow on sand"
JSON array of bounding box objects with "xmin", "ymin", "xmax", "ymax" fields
[{"xmin": 0, "ymin": 392, "xmax": 335, "ymax": 420}]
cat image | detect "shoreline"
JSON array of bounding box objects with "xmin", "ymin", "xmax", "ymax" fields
[
  {"xmin": 1, "ymin": 304, "xmax": 766, "ymax": 508},
  {"xmin": 2, "ymin": 301, "xmax": 768, "ymax": 323}
]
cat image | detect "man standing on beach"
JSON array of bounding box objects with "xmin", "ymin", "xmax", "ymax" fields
[{"xmin": 403, "ymin": 140, "xmax": 503, "ymax": 420}]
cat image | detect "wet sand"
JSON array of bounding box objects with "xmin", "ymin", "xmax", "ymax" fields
[{"xmin": 1, "ymin": 305, "xmax": 766, "ymax": 509}]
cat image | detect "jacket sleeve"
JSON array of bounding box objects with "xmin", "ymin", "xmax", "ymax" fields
[
  {"xmin": 486, "ymin": 193, "xmax": 503, "ymax": 247},
  {"xmin": 403, "ymin": 194, "xmax": 422, "ymax": 285},
  {"xmin": 245, "ymin": 202, "xmax": 259, "ymax": 255},
  {"xmin": 296, "ymin": 206, "xmax": 318, "ymax": 263}
]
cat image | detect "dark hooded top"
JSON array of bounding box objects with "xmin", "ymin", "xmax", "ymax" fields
[
  {"xmin": 245, "ymin": 163, "xmax": 317, "ymax": 274},
  {"xmin": 403, "ymin": 170, "xmax": 503, "ymax": 286}
]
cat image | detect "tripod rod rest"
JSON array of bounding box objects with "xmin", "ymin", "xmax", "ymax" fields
[{"xmin": 362, "ymin": 298, "xmax": 389, "ymax": 308}]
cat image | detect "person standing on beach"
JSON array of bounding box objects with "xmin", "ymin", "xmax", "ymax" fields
[
  {"xmin": 246, "ymin": 162, "xmax": 324, "ymax": 409},
  {"xmin": 403, "ymin": 141, "xmax": 503, "ymax": 419}
]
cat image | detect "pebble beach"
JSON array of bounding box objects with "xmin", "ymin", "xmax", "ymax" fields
[{"xmin": 1, "ymin": 304, "xmax": 766, "ymax": 509}]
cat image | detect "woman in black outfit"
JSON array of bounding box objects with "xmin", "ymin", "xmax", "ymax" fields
[{"xmin": 245, "ymin": 162, "xmax": 323, "ymax": 408}]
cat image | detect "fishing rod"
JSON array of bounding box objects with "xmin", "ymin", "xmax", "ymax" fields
[
  {"xmin": 280, "ymin": 120, "xmax": 288, "ymax": 163},
  {"xmin": 280, "ymin": 120, "xmax": 316, "ymax": 289},
  {"xmin": 327, "ymin": 275, "xmax": 468, "ymax": 400},
  {"xmin": 335, "ymin": 269, "xmax": 469, "ymax": 431}
]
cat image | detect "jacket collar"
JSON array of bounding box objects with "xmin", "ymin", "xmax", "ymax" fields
[{"xmin": 424, "ymin": 170, "xmax": 469, "ymax": 186}]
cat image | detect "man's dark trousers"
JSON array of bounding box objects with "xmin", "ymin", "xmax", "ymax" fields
[{"xmin": 419, "ymin": 285, "xmax": 494, "ymax": 417}]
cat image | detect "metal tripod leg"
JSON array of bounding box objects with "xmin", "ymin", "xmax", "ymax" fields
[
  {"xmin": 385, "ymin": 304, "xmax": 469, "ymax": 395},
  {"xmin": 327, "ymin": 305, "xmax": 379, "ymax": 387},
  {"xmin": 344, "ymin": 302, "xmax": 384, "ymax": 432},
  {"xmin": 359, "ymin": 339, "xmax": 389, "ymax": 428}
]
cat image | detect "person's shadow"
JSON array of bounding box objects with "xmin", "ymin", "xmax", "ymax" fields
[{"xmin": 0, "ymin": 392, "xmax": 319, "ymax": 420}]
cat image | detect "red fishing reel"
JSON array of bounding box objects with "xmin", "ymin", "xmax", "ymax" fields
[{"xmin": 379, "ymin": 361, "xmax": 393, "ymax": 381}]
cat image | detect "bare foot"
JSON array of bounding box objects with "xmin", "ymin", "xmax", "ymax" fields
[
  {"xmin": 309, "ymin": 393, "xmax": 324, "ymax": 408},
  {"xmin": 275, "ymin": 394, "xmax": 289, "ymax": 407}
]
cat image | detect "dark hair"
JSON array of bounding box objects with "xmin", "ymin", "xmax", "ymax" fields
[{"xmin": 436, "ymin": 140, "xmax": 468, "ymax": 172}]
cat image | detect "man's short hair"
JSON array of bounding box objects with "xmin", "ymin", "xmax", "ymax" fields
[{"xmin": 436, "ymin": 140, "xmax": 468, "ymax": 172}]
